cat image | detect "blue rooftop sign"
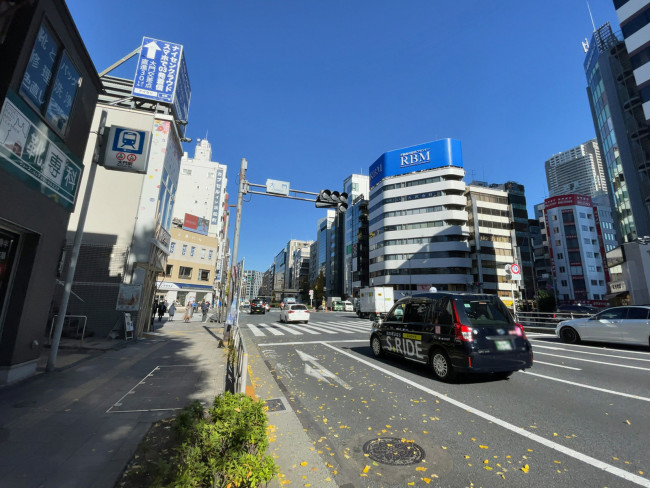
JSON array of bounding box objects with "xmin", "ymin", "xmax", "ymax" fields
[
  {"xmin": 369, "ymin": 138, "xmax": 463, "ymax": 187},
  {"xmin": 132, "ymin": 37, "xmax": 189, "ymax": 110}
]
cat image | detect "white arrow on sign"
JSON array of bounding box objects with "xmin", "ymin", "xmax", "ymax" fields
[
  {"xmin": 143, "ymin": 41, "xmax": 161, "ymax": 59},
  {"xmin": 296, "ymin": 349, "xmax": 352, "ymax": 390}
]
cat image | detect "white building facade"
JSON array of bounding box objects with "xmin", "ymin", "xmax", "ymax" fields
[
  {"xmin": 542, "ymin": 195, "xmax": 609, "ymax": 305},
  {"xmin": 368, "ymin": 139, "xmax": 471, "ymax": 299},
  {"xmin": 343, "ymin": 174, "xmax": 369, "ymax": 298},
  {"xmin": 544, "ymin": 139, "xmax": 608, "ymax": 198}
]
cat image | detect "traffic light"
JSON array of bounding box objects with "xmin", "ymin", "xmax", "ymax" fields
[{"xmin": 315, "ymin": 189, "xmax": 349, "ymax": 213}]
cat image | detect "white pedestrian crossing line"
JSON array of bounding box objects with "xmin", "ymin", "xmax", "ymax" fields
[{"xmin": 244, "ymin": 320, "xmax": 370, "ymax": 337}]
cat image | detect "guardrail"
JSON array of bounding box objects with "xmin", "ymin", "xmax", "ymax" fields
[{"xmin": 517, "ymin": 311, "xmax": 592, "ymax": 329}]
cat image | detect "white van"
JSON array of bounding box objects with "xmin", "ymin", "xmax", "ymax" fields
[{"xmin": 343, "ymin": 300, "xmax": 354, "ymax": 312}]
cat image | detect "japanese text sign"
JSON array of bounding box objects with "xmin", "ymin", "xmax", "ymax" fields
[{"xmin": 132, "ymin": 37, "xmax": 185, "ymax": 105}]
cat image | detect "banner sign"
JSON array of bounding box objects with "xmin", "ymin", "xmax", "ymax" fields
[
  {"xmin": 0, "ymin": 92, "xmax": 83, "ymax": 210},
  {"xmin": 116, "ymin": 284, "xmax": 143, "ymax": 311},
  {"xmin": 183, "ymin": 213, "xmax": 209, "ymax": 235}
]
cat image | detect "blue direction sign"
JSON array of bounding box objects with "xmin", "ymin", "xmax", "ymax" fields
[{"xmin": 132, "ymin": 37, "xmax": 184, "ymax": 104}]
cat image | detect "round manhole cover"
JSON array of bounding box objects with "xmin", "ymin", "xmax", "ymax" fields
[{"xmin": 362, "ymin": 437, "xmax": 425, "ymax": 466}]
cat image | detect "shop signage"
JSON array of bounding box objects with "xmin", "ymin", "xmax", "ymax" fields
[{"xmin": 0, "ymin": 93, "xmax": 82, "ymax": 210}]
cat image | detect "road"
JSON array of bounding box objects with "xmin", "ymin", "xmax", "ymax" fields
[{"xmin": 239, "ymin": 309, "xmax": 650, "ymax": 487}]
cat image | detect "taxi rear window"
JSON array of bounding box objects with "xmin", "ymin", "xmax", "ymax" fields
[{"xmin": 455, "ymin": 298, "xmax": 512, "ymax": 326}]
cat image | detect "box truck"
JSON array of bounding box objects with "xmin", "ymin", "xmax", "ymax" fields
[
  {"xmin": 326, "ymin": 296, "xmax": 342, "ymax": 311},
  {"xmin": 357, "ymin": 287, "xmax": 394, "ymax": 319}
]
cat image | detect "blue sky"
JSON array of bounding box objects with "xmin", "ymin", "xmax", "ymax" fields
[{"xmin": 67, "ymin": 0, "xmax": 620, "ymax": 272}]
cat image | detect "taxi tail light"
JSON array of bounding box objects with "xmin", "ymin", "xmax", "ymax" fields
[
  {"xmin": 288, "ymin": 310, "xmax": 294, "ymax": 314},
  {"xmin": 454, "ymin": 323, "xmax": 474, "ymax": 342},
  {"xmin": 515, "ymin": 322, "xmax": 527, "ymax": 339},
  {"xmin": 450, "ymin": 301, "xmax": 473, "ymax": 342}
]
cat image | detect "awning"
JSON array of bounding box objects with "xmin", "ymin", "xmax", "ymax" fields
[
  {"xmin": 156, "ymin": 281, "xmax": 213, "ymax": 291},
  {"xmin": 604, "ymin": 291, "xmax": 628, "ymax": 300}
]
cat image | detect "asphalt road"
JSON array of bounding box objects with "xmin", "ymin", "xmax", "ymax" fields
[{"xmin": 240, "ymin": 309, "xmax": 650, "ymax": 488}]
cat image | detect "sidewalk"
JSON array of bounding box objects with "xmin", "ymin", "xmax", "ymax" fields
[{"xmin": 0, "ymin": 313, "xmax": 227, "ymax": 488}]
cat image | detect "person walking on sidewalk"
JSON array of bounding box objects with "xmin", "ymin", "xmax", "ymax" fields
[
  {"xmin": 182, "ymin": 300, "xmax": 191, "ymax": 323},
  {"xmin": 167, "ymin": 301, "xmax": 176, "ymax": 321},
  {"xmin": 200, "ymin": 299, "xmax": 210, "ymax": 323},
  {"xmin": 157, "ymin": 300, "xmax": 167, "ymax": 321}
]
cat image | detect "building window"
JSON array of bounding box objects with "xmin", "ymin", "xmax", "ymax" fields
[
  {"xmin": 591, "ymin": 280, "xmax": 597, "ymax": 285},
  {"xmin": 182, "ymin": 169, "xmax": 192, "ymax": 175},
  {"xmin": 579, "ymin": 212, "xmax": 586, "ymax": 219},
  {"xmin": 170, "ymin": 242, "xmax": 175, "ymax": 253},
  {"xmin": 555, "ymin": 240, "xmax": 561, "ymax": 246},
  {"xmin": 201, "ymin": 248, "xmax": 206, "ymax": 259},
  {"xmin": 20, "ymin": 22, "xmax": 81, "ymax": 135},
  {"xmin": 190, "ymin": 246, "xmax": 196, "ymax": 257},
  {"xmin": 561, "ymin": 280, "xmax": 568, "ymax": 286},
  {"xmin": 199, "ymin": 269, "xmax": 210, "ymax": 281},
  {"xmin": 181, "ymin": 244, "xmax": 187, "ymax": 256},
  {"xmin": 179, "ymin": 266, "xmax": 192, "ymax": 279},
  {"xmin": 557, "ymin": 252, "xmax": 564, "ymax": 259},
  {"xmin": 208, "ymin": 250, "xmax": 213, "ymax": 260},
  {"xmin": 584, "ymin": 238, "xmax": 590, "ymax": 244},
  {"xmin": 582, "ymin": 225, "xmax": 588, "ymax": 231},
  {"xmin": 559, "ymin": 266, "xmax": 566, "ymax": 273},
  {"xmin": 165, "ymin": 265, "xmax": 173, "ymax": 277}
]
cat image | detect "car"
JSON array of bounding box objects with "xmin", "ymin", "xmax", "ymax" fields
[
  {"xmin": 332, "ymin": 300, "xmax": 344, "ymax": 312},
  {"xmin": 554, "ymin": 304, "xmax": 598, "ymax": 320},
  {"xmin": 280, "ymin": 297, "xmax": 297, "ymax": 310},
  {"xmin": 250, "ymin": 299, "xmax": 266, "ymax": 314},
  {"xmin": 369, "ymin": 292, "xmax": 533, "ymax": 382},
  {"xmin": 556, "ymin": 305, "xmax": 650, "ymax": 346},
  {"xmin": 280, "ymin": 304, "xmax": 310, "ymax": 324},
  {"xmin": 343, "ymin": 300, "xmax": 354, "ymax": 312}
]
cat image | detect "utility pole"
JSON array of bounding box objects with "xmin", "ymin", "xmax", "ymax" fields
[
  {"xmin": 47, "ymin": 111, "xmax": 107, "ymax": 372},
  {"xmin": 224, "ymin": 157, "xmax": 247, "ymax": 341}
]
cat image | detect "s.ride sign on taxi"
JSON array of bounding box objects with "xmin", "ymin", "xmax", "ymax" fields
[{"xmin": 385, "ymin": 331, "xmax": 425, "ymax": 361}]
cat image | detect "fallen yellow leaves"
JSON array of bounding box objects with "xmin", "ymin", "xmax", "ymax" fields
[
  {"xmin": 520, "ymin": 464, "xmax": 530, "ymax": 473},
  {"xmin": 479, "ymin": 445, "xmax": 488, "ymax": 449},
  {"xmin": 362, "ymin": 465, "xmax": 370, "ymax": 474},
  {"xmin": 416, "ymin": 466, "xmax": 427, "ymax": 472}
]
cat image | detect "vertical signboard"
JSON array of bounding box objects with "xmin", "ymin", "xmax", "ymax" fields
[{"xmin": 212, "ymin": 167, "xmax": 224, "ymax": 225}]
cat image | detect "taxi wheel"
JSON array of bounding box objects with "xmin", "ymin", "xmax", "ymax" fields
[
  {"xmin": 430, "ymin": 349, "xmax": 456, "ymax": 382},
  {"xmin": 559, "ymin": 326, "xmax": 580, "ymax": 344},
  {"xmin": 371, "ymin": 335, "xmax": 384, "ymax": 358}
]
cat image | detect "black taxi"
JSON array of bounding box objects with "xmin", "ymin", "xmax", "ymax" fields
[{"xmin": 369, "ymin": 292, "xmax": 533, "ymax": 382}]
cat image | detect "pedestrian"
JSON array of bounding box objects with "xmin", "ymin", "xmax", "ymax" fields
[
  {"xmin": 157, "ymin": 301, "xmax": 167, "ymax": 321},
  {"xmin": 182, "ymin": 300, "xmax": 191, "ymax": 323},
  {"xmin": 188, "ymin": 300, "xmax": 195, "ymax": 320},
  {"xmin": 201, "ymin": 299, "xmax": 209, "ymax": 323},
  {"xmin": 168, "ymin": 301, "xmax": 176, "ymax": 321}
]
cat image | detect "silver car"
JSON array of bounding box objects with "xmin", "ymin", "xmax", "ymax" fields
[{"xmin": 556, "ymin": 306, "xmax": 650, "ymax": 346}]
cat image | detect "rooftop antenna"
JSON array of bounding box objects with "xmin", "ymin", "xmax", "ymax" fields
[{"xmin": 586, "ymin": 1, "xmax": 596, "ymax": 31}]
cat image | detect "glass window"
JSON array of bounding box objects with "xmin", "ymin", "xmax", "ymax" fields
[
  {"xmin": 199, "ymin": 269, "xmax": 210, "ymax": 281},
  {"xmin": 456, "ymin": 298, "xmax": 512, "ymax": 326},
  {"xmin": 165, "ymin": 265, "xmax": 173, "ymax": 277},
  {"xmin": 20, "ymin": 22, "xmax": 80, "ymax": 134},
  {"xmin": 181, "ymin": 244, "xmax": 187, "ymax": 256},
  {"xmin": 201, "ymin": 248, "xmax": 206, "ymax": 259},
  {"xmin": 386, "ymin": 303, "xmax": 406, "ymax": 322},
  {"xmin": 404, "ymin": 302, "xmax": 429, "ymax": 322},
  {"xmin": 626, "ymin": 308, "xmax": 649, "ymax": 320},
  {"xmin": 170, "ymin": 242, "xmax": 175, "ymax": 253},
  {"xmin": 190, "ymin": 246, "xmax": 195, "ymax": 257},
  {"xmin": 178, "ymin": 266, "xmax": 192, "ymax": 279},
  {"xmin": 596, "ymin": 308, "xmax": 627, "ymax": 320},
  {"xmin": 208, "ymin": 250, "xmax": 213, "ymax": 260},
  {"xmin": 432, "ymin": 299, "xmax": 453, "ymax": 325}
]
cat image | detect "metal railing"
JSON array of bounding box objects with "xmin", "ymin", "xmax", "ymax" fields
[
  {"xmin": 49, "ymin": 315, "xmax": 88, "ymax": 345},
  {"xmin": 517, "ymin": 311, "xmax": 592, "ymax": 329}
]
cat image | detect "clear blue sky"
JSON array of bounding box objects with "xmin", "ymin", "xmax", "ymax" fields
[{"xmin": 67, "ymin": 0, "xmax": 620, "ymax": 272}]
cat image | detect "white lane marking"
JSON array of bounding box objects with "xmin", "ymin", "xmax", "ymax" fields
[
  {"xmin": 533, "ymin": 343, "xmax": 650, "ymax": 362},
  {"xmin": 246, "ymin": 324, "xmax": 265, "ymax": 337},
  {"xmin": 308, "ymin": 321, "xmax": 358, "ymax": 334},
  {"xmin": 281, "ymin": 323, "xmax": 321, "ymax": 335},
  {"xmin": 262, "ymin": 339, "xmax": 368, "ymax": 347},
  {"xmin": 296, "ymin": 349, "xmax": 352, "ymax": 390},
  {"xmin": 523, "ymin": 371, "xmax": 650, "ymax": 402},
  {"xmin": 271, "ymin": 322, "xmax": 303, "ymax": 335},
  {"xmin": 321, "ymin": 343, "xmax": 650, "ymax": 488},
  {"xmin": 533, "ymin": 360, "xmax": 581, "ymax": 370},
  {"xmin": 529, "ymin": 338, "xmax": 650, "ymax": 356},
  {"xmin": 257, "ymin": 323, "xmax": 284, "ymax": 336},
  {"xmin": 535, "ymin": 352, "xmax": 650, "ymax": 371}
]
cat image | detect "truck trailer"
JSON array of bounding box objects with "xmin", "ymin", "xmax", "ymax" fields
[{"xmin": 357, "ymin": 287, "xmax": 394, "ymax": 319}]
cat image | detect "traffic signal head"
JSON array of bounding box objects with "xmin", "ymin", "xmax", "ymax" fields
[
  {"xmin": 315, "ymin": 189, "xmax": 348, "ymax": 213},
  {"xmin": 315, "ymin": 189, "xmax": 333, "ymax": 208}
]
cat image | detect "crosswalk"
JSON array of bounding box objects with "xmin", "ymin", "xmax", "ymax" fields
[{"xmin": 242, "ymin": 319, "xmax": 372, "ymax": 337}]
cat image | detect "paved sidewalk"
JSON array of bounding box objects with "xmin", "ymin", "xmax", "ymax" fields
[{"xmin": 0, "ymin": 314, "xmax": 226, "ymax": 488}]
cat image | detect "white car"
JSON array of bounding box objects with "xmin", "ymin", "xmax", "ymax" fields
[
  {"xmin": 280, "ymin": 304, "xmax": 310, "ymax": 324},
  {"xmin": 343, "ymin": 300, "xmax": 354, "ymax": 312},
  {"xmin": 556, "ymin": 306, "xmax": 650, "ymax": 346}
]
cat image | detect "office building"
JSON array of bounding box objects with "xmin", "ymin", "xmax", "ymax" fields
[
  {"xmin": 544, "ymin": 140, "xmax": 607, "ymax": 198},
  {"xmin": 368, "ymin": 139, "xmax": 471, "ymax": 299},
  {"xmin": 615, "ymin": 0, "xmax": 650, "ymax": 124},
  {"xmin": 243, "ymin": 270, "xmax": 264, "ymax": 301},
  {"xmin": 584, "ymin": 22, "xmax": 650, "ymax": 242},
  {"xmin": 466, "ymin": 183, "xmax": 519, "ymax": 303},
  {"xmin": 540, "ymin": 195, "xmax": 609, "ymax": 305},
  {"xmin": 272, "ymin": 240, "xmax": 312, "ymax": 301},
  {"xmin": 343, "ymin": 174, "xmax": 369, "ymax": 298}
]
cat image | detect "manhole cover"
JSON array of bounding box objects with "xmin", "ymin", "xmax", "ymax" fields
[
  {"xmin": 362, "ymin": 437, "xmax": 425, "ymax": 466},
  {"xmin": 264, "ymin": 398, "xmax": 286, "ymax": 412}
]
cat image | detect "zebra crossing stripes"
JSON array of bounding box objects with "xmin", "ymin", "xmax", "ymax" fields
[{"xmin": 243, "ymin": 320, "xmax": 371, "ymax": 337}]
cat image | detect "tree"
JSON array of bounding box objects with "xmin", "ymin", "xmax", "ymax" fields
[{"xmin": 313, "ymin": 271, "xmax": 325, "ymax": 306}]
